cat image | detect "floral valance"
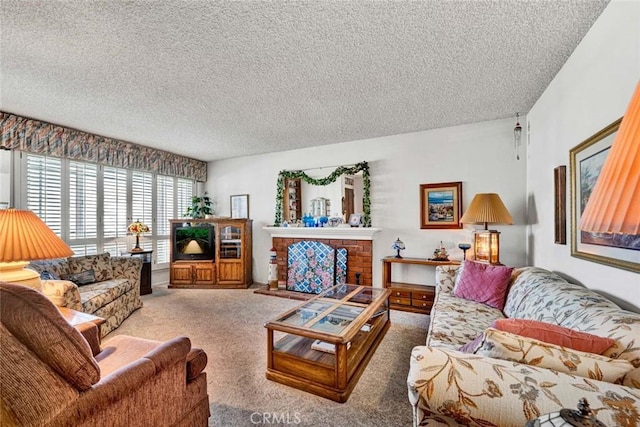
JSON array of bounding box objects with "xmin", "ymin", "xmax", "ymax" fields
[{"xmin": 0, "ymin": 112, "xmax": 207, "ymax": 182}]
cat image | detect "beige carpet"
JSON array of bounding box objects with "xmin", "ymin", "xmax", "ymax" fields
[{"xmin": 108, "ymin": 284, "xmax": 429, "ymax": 427}]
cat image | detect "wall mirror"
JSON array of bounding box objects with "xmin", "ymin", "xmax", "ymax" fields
[{"xmin": 274, "ymin": 161, "xmax": 371, "ymax": 227}]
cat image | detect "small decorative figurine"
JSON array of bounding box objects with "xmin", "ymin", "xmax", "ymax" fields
[
  {"xmin": 430, "ymin": 241, "xmax": 449, "ymax": 261},
  {"xmin": 392, "ymin": 238, "xmax": 406, "ymax": 259}
]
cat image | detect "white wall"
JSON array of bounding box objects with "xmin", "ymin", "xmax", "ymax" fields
[
  {"xmin": 206, "ymin": 117, "xmax": 527, "ymax": 288},
  {"xmin": 527, "ymin": 0, "xmax": 640, "ymax": 312}
]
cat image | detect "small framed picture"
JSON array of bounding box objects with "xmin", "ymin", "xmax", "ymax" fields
[
  {"xmin": 420, "ymin": 182, "xmax": 463, "ymax": 229},
  {"xmin": 348, "ymin": 213, "xmax": 362, "ymax": 227},
  {"xmin": 230, "ymin": 194, "xmax": 250, "ymax": 219}
]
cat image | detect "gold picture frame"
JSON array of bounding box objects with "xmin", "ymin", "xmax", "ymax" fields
[
  {"xmin": 569, "ymin": 118, "xmax": 639, "ymax": 273},
  {"xmin": 420, "ymin": 182, "xmax": 462, "ymax": 229}
]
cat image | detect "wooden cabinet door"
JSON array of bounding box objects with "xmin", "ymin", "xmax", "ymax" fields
[
  {"xmin": 172, "ymin": 264, "xmax": 193, "ymax": 285},
  {"xmin": 218, "ymin": 261, "xmax": 242, "ymax": 283},
  {"xmin": 194, "ymin": 263, "xmax": 215, "ymax": 285}
]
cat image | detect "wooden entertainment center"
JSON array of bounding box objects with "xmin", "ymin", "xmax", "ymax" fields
[{"xmin": 169, "ymin": 218, "xmax": 253, "ymax": 289}]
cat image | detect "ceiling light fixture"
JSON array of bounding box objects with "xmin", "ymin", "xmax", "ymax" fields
[{"xmin": 514, "ymin": 113, "xmax": 522, "ymax": 160}]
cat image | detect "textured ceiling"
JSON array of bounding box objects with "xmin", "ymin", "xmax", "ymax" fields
[{"xmin": 0, "ymin": 1, "xmax": 609, "ymax": 161}]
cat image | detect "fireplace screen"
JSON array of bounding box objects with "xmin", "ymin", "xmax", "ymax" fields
[{"xmin": 287, "ymin": 241, "xmax": 347, "ymax": 293}]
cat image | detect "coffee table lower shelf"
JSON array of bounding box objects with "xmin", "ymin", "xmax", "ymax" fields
[{"xmin": 266, "ymin": 314, "xmax": 390, "ymax": 403}]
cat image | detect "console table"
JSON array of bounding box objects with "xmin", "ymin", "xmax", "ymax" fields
[{"xmin": 381, "ymin": 256, "xmax": 460, "ymax": 314}]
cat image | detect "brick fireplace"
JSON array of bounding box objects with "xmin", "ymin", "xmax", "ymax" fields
[
  {"xmin": 264, "ymin": 226, "xmax": 380, "ymax": 290},
  {"xmin": 273, "ymin": 237, "xmax": 373, "ymax": 287}
]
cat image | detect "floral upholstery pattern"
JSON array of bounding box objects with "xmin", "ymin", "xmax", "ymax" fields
[
  {"xmin": 411, "ymin": 266, "xmax": 640, "ymax": 427},
  {"xmin": 68, "ymin": 253, "xmax": 114, "ymax": 282},
  {"xmin": 476, "ymin": 328, "xmax": 634, "ymax": 383},
  {"xmin": 504, "ymin": 267, "xmax": 640, "ymax": 367},
  {"xmin": 79, "ymin": 279, "xmax": 133, "ymax": 314},
  {"xmin": 426, "ymin": 292, "xmax": 504, "ymax": 349},
  {"xmin": 31, "ymin": 255, "xmax": 142, "ymax": 337},
  {"xmin": 435, "ymin": 265, "xmax": 459, "ymax": 294},
  {"xmin": 409, "ymin": 347, "xmax": 640, "ymax": 427},
  {"xmin": 41, "ymin": 280, "xmax": 82, "ymax": 310},
  {"xmin": 28, "ymin": 258, "xmax": 70, "ymax": 278}
]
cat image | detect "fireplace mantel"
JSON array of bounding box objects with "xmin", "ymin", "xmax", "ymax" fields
[{"xmin": 262, "ymin": 226, "xmax": 381, "ymax": 240}]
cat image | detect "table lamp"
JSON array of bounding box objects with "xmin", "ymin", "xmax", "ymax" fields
[
  {"xmin": 459, "ymin": 193, "xmax": 513, "ymax": 265},
  {"xmin": 392, "ymin": 237, "xmax": 405, "ymax": 259},
  {"xmin": 0, "ymin": 208, "xmax": 74, "ymax": 290},
  {"xmin": 127, "ymin": 219, "xmax": 150, "ymax": 252}
]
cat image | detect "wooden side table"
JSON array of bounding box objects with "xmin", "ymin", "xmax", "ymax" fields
[
  {"xmin": 59, "ymin": 307, "xmax": 106, "ymax": 328},
  {"xmin": 381, "ymin": 256, "xmax": 460, "ymax": 314},
  {"xmin": 123, "ymin": 250, "xmax": 153, "ymax": 295}
]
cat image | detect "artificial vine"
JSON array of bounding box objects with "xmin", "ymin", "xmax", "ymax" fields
[{"xmin": 274, "ymin": 161, "xmax": 371, "ymax": 227}]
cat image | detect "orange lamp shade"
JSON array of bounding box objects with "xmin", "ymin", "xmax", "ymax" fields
[
  {"xmin": 580, "ymin": 82, "xmax": 640, "ymax": 235},
  {"xmin": 0, "ymin": 208, "xmax": 73, "ymax": 263}
]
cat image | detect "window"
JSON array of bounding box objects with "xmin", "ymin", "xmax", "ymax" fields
[
  {"xmin": 156, "ymin": 175, "xmax": 174, "ymax": 263},
  {"xmin": 26, "ymin": 155, "xmax": 62, "ymax": 236},
  {"xmin": 131, "ymin": 171, "xmax": 153, "ymax": 252},
  {"xmin": 177, "ymin": 178, "xmax": 193, "ymax": 220},
  {"xmin": 68, "ymin": 161, "xmax": 98, "ymax": 255},
  {"xmin": 20, "ymin": 153, "xmax": 195, "ymax": 266},
  {"xmin": 103, "ymin": 166, "xmax": 128, "ymax": 256}
]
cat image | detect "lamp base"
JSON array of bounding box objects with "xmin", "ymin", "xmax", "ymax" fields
[
  {"xmin": 473, "ymin": 230, "xmax": 502, "ymax": 265},
  {"xmin": 131, "ymin": 234, "xmax": 143, "ymax": 252},
  {"xmin": 0, "ymin": 261, "xmax": 42, "ymax": 290}
]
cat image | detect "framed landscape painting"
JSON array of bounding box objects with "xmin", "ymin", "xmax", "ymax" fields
[
  {"xmin": 420, "ymin": 182, "xmax": 462, "ymax": 229},
  {"xmin": 569, "ymin": 118, "xmax": 640, "ymax": 273}
]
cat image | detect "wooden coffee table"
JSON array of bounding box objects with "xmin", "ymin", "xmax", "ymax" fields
[{"xmin": 265, "ymin": 284, "xmax": 391, "ymax": 402}]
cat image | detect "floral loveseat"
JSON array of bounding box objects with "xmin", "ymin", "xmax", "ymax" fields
[
  {"xmin": 30, "ymin": 253, "xmax": 143, "ymax": 337},
  {"xmin": 408, "ymin": 265, "xmax": 640, "ymax": 427}
]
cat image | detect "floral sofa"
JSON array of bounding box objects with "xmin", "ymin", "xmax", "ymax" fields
[
  {"xmin": 408, "ymin": 265, "xmax": 640, "ymax": 427},
  {"xmin": 30, "ymin": 253, "xmax": 143, "ymax": 337}
]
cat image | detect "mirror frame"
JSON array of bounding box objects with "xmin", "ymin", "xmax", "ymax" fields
[{"xmin": 274, "ymin": 161, "xmax": 371, "ymax": 227}]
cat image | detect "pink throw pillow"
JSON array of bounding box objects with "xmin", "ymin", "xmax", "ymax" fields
[
  {"xmin": 453, "ymin": 261, "xmax": 513, "ymax": 310},
  {"xmin": 493, "ymin": 318, "xmax": 615, "ymax": 354}
]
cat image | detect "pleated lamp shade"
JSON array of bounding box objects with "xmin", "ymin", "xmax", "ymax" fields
[
  {"xmin": 460, "ymin": 193, "xmax": 513, "ymax": 265},
  {"xmin": 580, "ymin": 82, "xmax": 640, "ymax": 235},
  {"xmin": 460, "ymin": 193, "xmax": 514, "ymax": 230},
  {"xmin": 0, "ymin": 208, "xmax": 73, "ymax": 289}
]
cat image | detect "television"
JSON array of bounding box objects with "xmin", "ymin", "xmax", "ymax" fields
[{"xmin": 173, "ymin": 224, "xmax": 215, "ymax": 261}]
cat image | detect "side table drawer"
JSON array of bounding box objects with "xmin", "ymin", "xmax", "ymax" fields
[
  {"xmin": 389, "ymin": 288, "xmax": 411, "ymax": 298},
  {"xmin": 390, "ymin": 297, "xmax": 412, "ymax": 306},
  {"xmin": 413, "ymin": 288, "xmax": 435, "ymax": 301},
  {"xmin": 412, "ymin": 299, "xmax": 433, "ymax": 310}
]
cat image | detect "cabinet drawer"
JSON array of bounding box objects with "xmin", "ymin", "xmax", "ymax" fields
[
  {"xmin": 389, "ymin": 289, "xmax": 411, "ymax": 298},
  {"xmin": 412, "ymin": 299, "xmax": 433, "ymax": 310},
  {"xmin": 413, "ymin": 289, "xmax": 435, "ymax": 301},
  {"xmin": 390, "ymin": 297, "xmax": 411, "ymax": 306}
]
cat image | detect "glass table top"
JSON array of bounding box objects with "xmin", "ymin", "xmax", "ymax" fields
[{"xmin": 269, "ymin": 284, "xmax": 389, "ymax": 337}]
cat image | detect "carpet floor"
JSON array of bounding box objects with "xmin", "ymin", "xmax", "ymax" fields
[{"xmin": 107, "ymin": 284, "xmax": 429, "ymax": 427}]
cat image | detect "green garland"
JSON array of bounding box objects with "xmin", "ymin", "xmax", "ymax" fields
[{"xmin": 274, "ymin": 161, "xmax": 371, "ymax": 227}]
